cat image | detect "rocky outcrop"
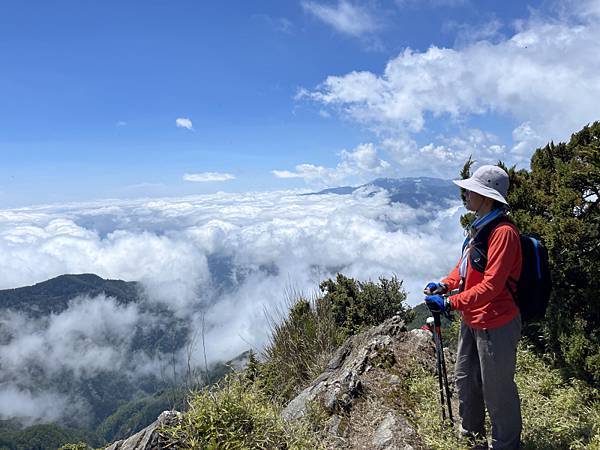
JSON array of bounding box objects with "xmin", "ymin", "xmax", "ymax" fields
[
  {"xmin": 104, "ymin": 411, "xmax": 181, "ymax": 450},
  {"xmin": 104, "ymin": 316, "xmax": 449, "ymax": 450},
  {"xmin": 282, "ymin": 315, "xmax": 443, "ymax": 449}
]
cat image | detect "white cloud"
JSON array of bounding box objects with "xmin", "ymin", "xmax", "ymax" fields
[
  {"xmin": 396, "ymin": 0, "xmax": 466, "ymax": 7},
  {"xmin": 343, "ymin": 142, "xmax": 390, "ymax": 172},
  {"xmin": 0, "ymin": 186, "xmax": 467, "ymax": 423},
  {"xmin": 272, "ymin": 142, "xmax": 390, "ymax": 186},
  {"xmin": 557, "ymin": 0, "xmax": 600, "ymax": 20},
  {"xmin": 302, "ymin": 0, "xmax": 379, "ymax": 36},
  {"xmin": 1, "ymin": 296, "xmax": 141, "ymax": 378},
  {"xmin": 303, "ymin": 5, "xmax": 600, "ymax": 168},
  {"xmin": 0, "ymin": 188, "xmax": 464, "ymax": 313},
  {"xmin": 116, "ymin": 121, "xmax": 127, "ymax": 127},
  {"xmin": 183, "ymin": 172, "xmax": 236, "ymax": 182},
  {"xmin": 511, "ymin": 121, "xmax": 544, "ymax": 157},
  {"xmin": 380, "ymin": 127, "xmax": 518, "ymax": 178},
  {"xmin": 272, "ymin": 163, "xmax": 334, "ymax": 183},
  {"xmin": 175, "ymin": 117, "xmax": 194, "ymax": 130},
  {"xmin": 271, "ymin": 169, "xmax": 305, "ymax": 179},
  {"xmin": 0, "ymin": 387, "xmax": 74, "ymax": 425}
]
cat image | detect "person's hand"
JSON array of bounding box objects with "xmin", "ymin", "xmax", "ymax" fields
[
  {"xmin": 423, "ymin": 282, "xmax": 448, "ymax": 295},
  {"xmin": 425, "ymin": 294, "xmax": 452, "ymax": 319}
]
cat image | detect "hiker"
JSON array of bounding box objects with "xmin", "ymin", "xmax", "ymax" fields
[{"xmin": 424, "ymin": 165, "xmax": 522, "ymax": 450}]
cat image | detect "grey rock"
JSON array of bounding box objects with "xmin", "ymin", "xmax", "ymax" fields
[
  {"xmin": 372, "ymin": 412, "xmax": 419, "ymax": 450},
  {"xmin": 282, "ymin": 315, "xmax": 433, "ymax": 449},
  {"xmin": 395, "ymin": 414, "xmax": 419, "ymax": 448},
  {"xmin": 104, "ymin": 410, "xmax": 181, "ymax": 450},
  {"xmin": 409, "ymin": 328, "xmax": 433, "ymax": 347},
  {"xmin": 282, "ymin": 316, "xmax": 405, "ymax": 421},
  {"xmin": 327, "ymin": 414, "xmax": 343, "ymax": 436},
  {"xmin": 372, "ymin": 413, "xmax": 396, "ymax": 449},
  {"xmin": 388, "ymin": 374, "xmax": 402, "ymax": 385}
]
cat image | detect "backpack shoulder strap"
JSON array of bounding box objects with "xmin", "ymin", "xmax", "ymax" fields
[
  {"xmin": 475, "ymin": 215, "xmax": 511, "ymax": 244},
  {"xmin": 469, "ymin": 215, "xmax": 511, "ymax": 273}
]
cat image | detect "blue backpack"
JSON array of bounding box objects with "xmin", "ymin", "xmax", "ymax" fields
[{"xmin": 466, "ymin": 215, "xmax": 552, "ymax": 323}]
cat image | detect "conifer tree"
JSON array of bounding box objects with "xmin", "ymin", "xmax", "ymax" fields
[{"xmin": 460, "ymin": 122, "xmax": 600, "ymax": 383}]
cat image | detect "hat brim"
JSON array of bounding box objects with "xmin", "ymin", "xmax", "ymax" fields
[{"xmin": 453, "ymin": 179, "xmax": 509, "ymax": 205}]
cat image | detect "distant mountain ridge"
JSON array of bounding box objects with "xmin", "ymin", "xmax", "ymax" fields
[
  {"xmin": 0, "ymin": 274, "xmax": 180, "ymax": 431},
  {"xmin": 0, "ymin": 273, "xmax": 142, "ymax": 317},
  {"xmin": 0, "ymin": 273, "xmax": 249, "ymax": 445},
  {"xmin": 305, "ymin": 177, "xmax": 458, "ymax": 208}
]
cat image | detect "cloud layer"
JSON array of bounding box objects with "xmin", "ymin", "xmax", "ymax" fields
[{"xmin": 0, "ymin": 187, "xmax": 465, "ymax": 422}]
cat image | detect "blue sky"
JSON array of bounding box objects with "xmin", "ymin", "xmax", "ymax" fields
[
  {"xmin": 1, "ymin": 0, "xmax": 599, "ymax": 207},
  {"xmin": 2, "ymin": 1, "xmax": 600, "ymax": 417}
]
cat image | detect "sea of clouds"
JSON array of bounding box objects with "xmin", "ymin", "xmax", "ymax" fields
[{"xmin": 0, "ymin": 187, "xmax": 465, "ymax": 422}]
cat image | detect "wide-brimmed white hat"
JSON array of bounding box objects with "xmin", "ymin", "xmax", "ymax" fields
[{"xmin": 452, "ymin": 165, "xmax": 510, "ymax": 205}]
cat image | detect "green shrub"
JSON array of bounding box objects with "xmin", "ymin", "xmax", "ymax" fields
[
  {"xmin": 160, "ymin": 375, "xmax": 320, "ymax": 449},
  {"xmin": 262, "ymin": 275, "xmax": 411, "ymax": 404},
  {"xmin": 320, "ymin": 274, "xmax": 411, "ymax": 337},
  {"xmin": 58, "ymin": 443, "xmax": 93, "ymax": 450}
]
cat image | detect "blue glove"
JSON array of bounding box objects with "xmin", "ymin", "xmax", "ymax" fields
[
  {"xmin": 423, "ymin": 282, "xmax": 448, "ymax": 295},
  {"xmin": 425, "ymin": 294, "xmax": 452, "ymax": 319}
]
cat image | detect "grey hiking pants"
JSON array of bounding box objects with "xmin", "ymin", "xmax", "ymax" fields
[{"xmin": 455, "ymin": 314, "xmax": 522, "ymax": 450}]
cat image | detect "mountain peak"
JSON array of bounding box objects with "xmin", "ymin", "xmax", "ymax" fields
[{"xmin": 306, "ymin": 177, "xmax": 458, "ymax": 208}]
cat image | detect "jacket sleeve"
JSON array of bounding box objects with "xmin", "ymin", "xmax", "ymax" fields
[
  {"xmin": 449, "ymin": 225, "xmax": 520, "ymax": 311},
  {"xmin": 441, "ymin": 262, "xmax": 461, "ymax": 291}
]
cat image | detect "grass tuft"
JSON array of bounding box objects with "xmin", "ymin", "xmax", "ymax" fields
[
  {"xmin": 400, "ymin": 343, "xmax": 600, "ymax": 450},
  {"xmin": 516, "ymin": 346, "xmax": 600, "ymax": 449},
  {"xmin": 160, "ymin": 374, "xmax": 321, "ymax": 449}
]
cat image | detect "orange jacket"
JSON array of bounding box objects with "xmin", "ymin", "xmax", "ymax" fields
[{"xmin": 442, "ymin": 222, "xmax": 521, "ymax": 329}]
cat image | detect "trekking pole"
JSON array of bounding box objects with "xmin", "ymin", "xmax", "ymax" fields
[
  {"xmin": 427, "ymin": 316, "xmax": 447, "ymax": 422},
  {"xmin": 433, "ymin": 309, "xmax": 454, "ymax": 424}
]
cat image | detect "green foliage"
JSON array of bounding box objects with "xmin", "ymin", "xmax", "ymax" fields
[
  {"xmin": 400, "ymin": 345, "xmax": 600, "ymax": 450},
  {"xmin": 160, "ymin": 375, "xmax": 320, "ymax": 449},
  {"xmin": 262, "ymin": 294, "xmax": 342, "ymax": 403},
  {"xmin": 476, "ymin": 122, "xmax": 600, "ymax": 383},
  {"xmin": 400, "ymin": 362, "xmax": 461, "ymax": 450},
  {"xmin": 58, "ymin": 443, "xmax": 93, "ymax": 450},
  {"xmin": 320, "ymin": 273, "xmax": 411, "ymax": 337},
  {"xmin": 261, "ymin": 275, "xmax": 411, "ymax": 404},
  {"xmin": 454, "ymin": 124, "xmax": 600, "ymax": 383},
  {"xmin": 459, "ymin": 156, "xmax": 476, "ymax": 229},
  {"xmin": 244, "ymin": 350, "xmax": 260, "ymax": 383},
  {"xmin": 516, "ymin": 346, "xmax": 600, "ymax": 449},
  {"xmin": 0, "ymin": 423, "xmax": 100, "ymax": 450},
  {"xmin": 95, "ymin": 356, "xmax": 235, "ymax": 444}
]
